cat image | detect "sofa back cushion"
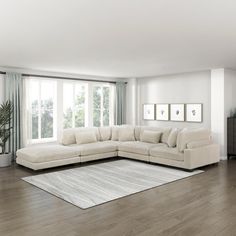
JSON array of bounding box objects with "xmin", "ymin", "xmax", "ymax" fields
[
  {"xmin": 140, "ymin": 130, "xmax": 162, "ymax": 144},
  {"xmin": 119, "ymin": 126, "xmax": 135, "ymax": 141},
  {"xmin": 177, "ymin": 128, "xmax": 211, "ymax": 152},
  {"xmin": 134, "ymin": 126, "xmax": 141, "ymax": 140},
  {"xmin": 99, "ymin": 127, "xmax": 111, "ymax": 141},
  {"xmin": 111, "ymin": 126, "xmax": 120, "ymax": 141},
  {"xmin": 75, "ymin": 130, "xmax": 97, "ymax": 144},
  {"xmin": 62, "ymin": 127, "xmax": 100, "ymax": 145},
  {"xmin": 187, "ymin": 139, "xmax": 212, "ymax": 149}
]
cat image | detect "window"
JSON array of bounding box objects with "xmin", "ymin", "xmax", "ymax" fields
[
  {"xmin": 24, "ymin": 78, "xmax": 114, "ymax": 145},
  {"xmin": 93, "ymin": 85, "xmax": 112, "ymax": 126},
  {"xmin": 63, "ymin": 82, "xmax": 88, "ymax": 128},
  {"xmin": 26, "ymin": 79, "xmax": 57, "ymax": 143}
]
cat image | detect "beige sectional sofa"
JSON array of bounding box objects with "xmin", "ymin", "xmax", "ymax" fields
[{"xmin": 16, "ymin": 126, "xmax": 220, "ymax": 171}]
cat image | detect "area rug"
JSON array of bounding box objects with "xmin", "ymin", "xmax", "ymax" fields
[{"xmin": 22, "ymin": 160, "xmax": 203, "ymax": 209}]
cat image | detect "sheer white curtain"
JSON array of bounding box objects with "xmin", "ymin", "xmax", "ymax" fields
[
  {"xmin": 22, "ymin": 78, "xmax": 32, "ymax": 147},
  {"xmin": 4, "ymin": 72, "xmax": 23, "ymax": 156},
  {"xmin": 115, "ymin": 82, "xmax": 126, "ymax": 125},
  {"xmin": 0, "ymin": 74, "xmax": 4, "ymax": 104},
  {"xmin": 0, "ymin": 74, "xmax": 4, "ymax": 153}
]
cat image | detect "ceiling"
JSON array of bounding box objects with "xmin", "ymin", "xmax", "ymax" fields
[{"xmin": 0, "ymin": 0, "xmax": 236, "ymax": 78}]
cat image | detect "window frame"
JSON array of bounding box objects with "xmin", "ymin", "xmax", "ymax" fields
[
  {"xmin": 63, "ymin": 80, "xmax": 89, "ymax": 129},
  {"xmin": 27, "ymin": 78, "xmax": 57, "ymax": 144},
  {"xmin": 92, "ymin": 83, "xmax": 114, "ymax": 127}
]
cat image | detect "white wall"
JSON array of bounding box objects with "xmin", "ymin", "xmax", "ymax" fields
[
  {"xmin": 224, "ymin": 69, "xmax": 236, "ymax": 120},
  {"xmin": 211, "ymin": 69, "xmax": 225, "ymax": 156},
  {"xmin": 126, "ymin": 78, "xmax": 137, "ymax": 125},
  {"xmin": 211, "ymin": 68, "xmax": 236, "ymax": 158},
  {"xmin": 135, "ymin": 71, "xmax": 211, "ymax": 128}
]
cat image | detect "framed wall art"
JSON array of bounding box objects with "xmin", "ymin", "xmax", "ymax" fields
[
  {"xmin": 186, "ymin": 103, "xmax": 203, "ymax": 122},
  {"xmin": 170, "ymin": 104, "xmax": 185, "ymax": 121},
  {"xmin": 156, "ymin": 104, "xmax": 169, "ymax": 121},
  {"xmin": 143, "ymin": 104, "xmax": 155, "ymax": 120}
]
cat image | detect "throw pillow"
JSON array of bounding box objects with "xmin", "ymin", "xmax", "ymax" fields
[
  {"xmin": 61, "ymin": 129, "xmax": 76, "ymax": 145},
  {"xmin": 167, "ymin": 128, "xmax": 179, "ymax": 147},
  {"xmin": 111, "ymin": 126, "xmax": 120, "ymax": 141},
  {"xmin": 161, "ymin": 128, "xmax": 172, "ymax": 143},
  {"xmin": 140, "ymin": 130, "xmax": 162, "ymax": 144}
]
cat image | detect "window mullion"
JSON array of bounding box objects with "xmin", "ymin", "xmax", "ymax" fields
[
  {"xmin": 38, "ymin": 81, "xmax": 42, "ymax": 139},
  {"xmin": 86, "ymin": 83, "xmax": 92, "ymax": 127},
  {"xmin": 109, "ymin": 85, "xmax": 113, "ymax": 126},
  {"xmin": 100, "ymin": 86, "xmax": 103, "ymax": 127},
  {"xmin": 57, "ymin": 80, "xmax": 63, "ymax": 141},
  {"xmin": 72, "ymin": 83, "xmax": 75, "ymax": 128}
]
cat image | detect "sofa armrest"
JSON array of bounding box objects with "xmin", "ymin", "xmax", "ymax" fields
[{"xmin": 184, "ymin": 144, "xmax": 220, "ymax": 169}]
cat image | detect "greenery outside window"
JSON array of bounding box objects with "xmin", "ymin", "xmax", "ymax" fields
[
  {"xmin": 63, "ymin": 82, "xmax": 88, "ymax": 129},
  {"xmin": 27, "ymin": 79, "xmax": 57, "ymax": 143},
  {"xmin": 93, "ymin": 85, "xmax": 111, "ymax": 127}
]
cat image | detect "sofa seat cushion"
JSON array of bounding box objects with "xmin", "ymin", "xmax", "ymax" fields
[
  {"xmin": 150, "ymin": 146, "xmax": 184, "ymax": 161},
  {"xmin": 118, "ymin": 141, "xmax": 167, "ymax": 155},
  {"xmin": 16, "ymin": 145, "xmax": 80, "ymax": 163},
  {"xmin": 69, "ymin": 141, "xmax": 118, "ymax": 156}
]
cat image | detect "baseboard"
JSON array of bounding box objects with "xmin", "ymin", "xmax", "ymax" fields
[{"xmin": 220, "ymin": 156, "xmax": 227, "ymax": 160}]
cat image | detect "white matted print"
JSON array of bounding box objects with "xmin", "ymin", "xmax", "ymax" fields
[
  {"xmin": 143, "ymin": 104, "xmax": 155, "ymax": 120},
  {"xmin": 186, "ymin": 104, "xmax": 203, "ymax": 122},
  {"xmin": 156, "ymin": 104, "xmax": 169, "ymax": 121},
  {"xmin": 170, "ymin": 104, "xmax": 185, "ymax": 121}
]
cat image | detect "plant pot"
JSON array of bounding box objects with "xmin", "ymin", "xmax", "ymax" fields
[{"xmin": 0, "ymin": 153, "xmax": 12, "ymax": 167}]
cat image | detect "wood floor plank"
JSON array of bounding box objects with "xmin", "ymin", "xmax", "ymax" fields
[{"xmin": 0, "ymin": 159, "xmax": 236, "ymax": 236}]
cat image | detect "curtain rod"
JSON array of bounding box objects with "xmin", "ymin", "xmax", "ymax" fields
[{"xmin": 0, "ymin": 71, "xmax": 127, "ymax": 84}]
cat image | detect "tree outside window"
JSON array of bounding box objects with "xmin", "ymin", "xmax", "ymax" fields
[{"xmin": 93, "ymin": 85, "xmax": 110, "ymax": 127}]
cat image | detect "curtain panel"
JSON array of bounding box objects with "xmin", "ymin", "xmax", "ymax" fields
[
  {"xmin": 115, "ymin": 81, "xmax": 126, "ymax": 125},
  {"xmin": 4, "ymin": 72, "xmax": 23, "ymax": 157}
]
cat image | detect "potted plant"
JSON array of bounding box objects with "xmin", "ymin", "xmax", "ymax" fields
[{"xmin": 0, "ymin": 100, "xmax": 13, "ymax": 167}]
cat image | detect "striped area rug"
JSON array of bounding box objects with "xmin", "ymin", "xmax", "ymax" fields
[{"xmin": 22, "ymin": 159, "xmax": 203, "ymax": 209}]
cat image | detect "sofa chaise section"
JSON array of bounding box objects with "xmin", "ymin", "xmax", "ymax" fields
[{"xmin": 16, "ymin": 144, "xmax": 81, "ymax": 170}]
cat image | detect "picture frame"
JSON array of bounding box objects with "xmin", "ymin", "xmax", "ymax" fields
[
  {"xmin": 170, "ymin": 104, "xmax": 185, "ymax": 121},
  {"xmin": 186, "ymin": 103, "xmax": 203, "ymax": 122},
  {"xmin": 156, "ymin": 104, "xmax": 169, "ymax": 121},
  {"xmin": 143, "ymin": 104, "xmax": 155, "ymax": 120}
]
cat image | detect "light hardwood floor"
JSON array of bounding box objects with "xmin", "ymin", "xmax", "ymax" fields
[{"xmin": 0, "ymin": 158, "xmax": 236, "ymax": 236}]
